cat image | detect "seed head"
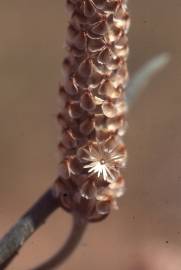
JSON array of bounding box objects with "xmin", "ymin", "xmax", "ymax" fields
[{"xmin": 54, "ymin": 0, "xmax": 130, "ymax": 221}]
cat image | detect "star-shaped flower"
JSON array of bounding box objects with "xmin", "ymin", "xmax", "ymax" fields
[{"xmin": 81, "ymin": 141, "xmax": 127, "ymax": 182}]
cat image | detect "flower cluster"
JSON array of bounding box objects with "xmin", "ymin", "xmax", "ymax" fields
[{"xmin": 54, "ymin": 0, "xmax": 130, "ymax": 221}]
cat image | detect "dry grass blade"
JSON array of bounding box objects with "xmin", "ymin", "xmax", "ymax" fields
[{"xmin": 126, "ymin": 53, "xmax": 170, "ymax": 107}]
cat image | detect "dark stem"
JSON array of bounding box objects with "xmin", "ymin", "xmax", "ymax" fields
[
  {"xmin": 0, "ymin": 188, "xmax": 60, "ymax": 269},
  {"xmin": 0, "ymin": 188, "xmax": 87, "ymax": 270},
  {"xmin": 31, "ymin": 213, "xmax": 87, "ymax": 270}
]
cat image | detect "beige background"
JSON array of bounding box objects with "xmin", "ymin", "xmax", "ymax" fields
[{"xmin": 0, "ymin": 1, "xmax": 181, "ymax": 269}]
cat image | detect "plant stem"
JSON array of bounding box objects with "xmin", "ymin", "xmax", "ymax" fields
[
  {"xmin": 31, "ymin": 213, "xmax": 87, "ymax": 270},
  {"xmin": 0, "ymin": 188, "xmax": 87, "ymax": 270},
  {"xmin": 0, "ymin": 189, "xmax": 59, "ymax": 269}
]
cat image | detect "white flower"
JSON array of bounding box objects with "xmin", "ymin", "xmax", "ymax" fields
[{"xmin": 82, "ymin": 141, "xmax": 127, "ymax": 182}]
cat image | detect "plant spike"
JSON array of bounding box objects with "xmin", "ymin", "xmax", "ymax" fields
[{"xmin": 54, "ymin": 0, "xmax": 130, "ymax": 221}]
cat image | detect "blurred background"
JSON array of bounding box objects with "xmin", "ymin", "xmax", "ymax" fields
[{"xmin": 0, "ymin": 1, "xmax": 181, "ymax": 269}]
